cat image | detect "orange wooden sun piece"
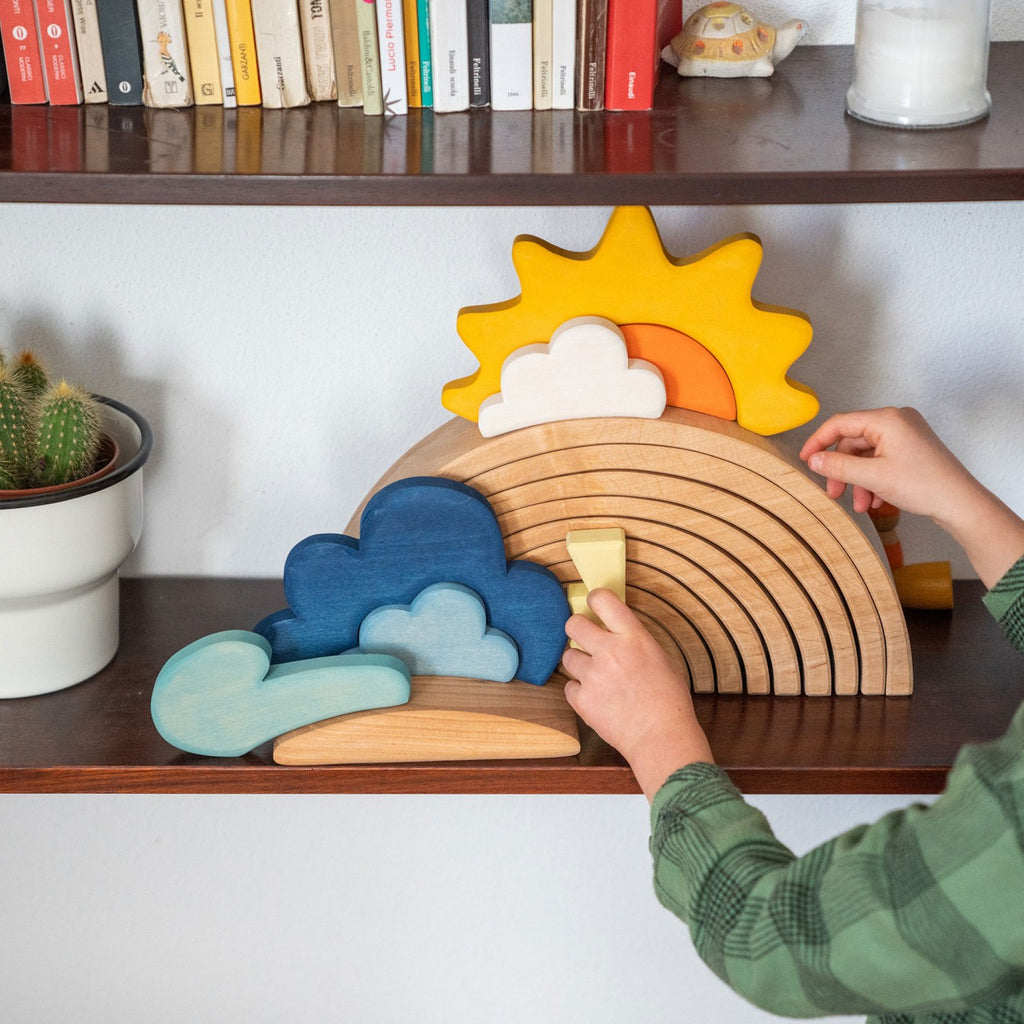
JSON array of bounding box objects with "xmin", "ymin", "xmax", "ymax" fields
[{"xmin": 620, "ymin": 322, "xmax": 737, "ymax": 420}]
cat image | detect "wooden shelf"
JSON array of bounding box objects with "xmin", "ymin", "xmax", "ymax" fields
[
  {"xmin": 2, "ymin": 44, "xmax": 1024, "ymax": 206},
  {"xmin": 0, "ymin": 577, "xmax": 1021, "ymax": 794}
]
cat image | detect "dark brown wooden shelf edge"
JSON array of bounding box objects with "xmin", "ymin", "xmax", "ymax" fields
[
  {"xmin": 0, "ymin": 763, "xmax": 952, "ymax": 796},
  {"xmin": 2, "ymin": 169, "xmax": 1024, "ymax": 207}
]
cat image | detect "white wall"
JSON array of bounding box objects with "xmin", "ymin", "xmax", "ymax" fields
[{"xmin": 3, "ymin": 5, "xmax": 1024, "ymax": 1021}]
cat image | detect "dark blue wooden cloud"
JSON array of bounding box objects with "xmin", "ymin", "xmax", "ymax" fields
[{"xmin": 254, "ymin": 477, "xmax": 569, "ymax": 685}]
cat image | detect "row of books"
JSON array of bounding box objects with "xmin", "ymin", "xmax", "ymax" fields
[{"xmin": 0, "ymin": 1, "xmax": 682, "ymax": 115}]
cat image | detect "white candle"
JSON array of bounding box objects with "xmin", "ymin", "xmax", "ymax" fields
[{"xmin": 847, "ymin": 1, "xmax": 991, "ymax": 127}]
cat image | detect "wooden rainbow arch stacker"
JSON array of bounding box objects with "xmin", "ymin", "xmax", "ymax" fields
[{"xmin": 153, "ymin": 207, "xmax": 912, "ymax": 768}]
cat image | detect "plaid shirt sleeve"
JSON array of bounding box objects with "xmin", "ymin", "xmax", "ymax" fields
[{"xmin": 649, "ymin": 556, "xmax": 1024, "ymax": 1023}]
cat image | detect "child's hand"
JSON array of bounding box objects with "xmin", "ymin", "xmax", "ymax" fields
[
  {"xmin": 800, "ymin": 406, "xmax": 1024, "ymax": 589},
  {"xmin": 799, "ymin": 406, "xmax": 976, "ymax": 522},
  {"xmin": 563, "ymin": 589, "xmax": 713, "ymax": 801}
]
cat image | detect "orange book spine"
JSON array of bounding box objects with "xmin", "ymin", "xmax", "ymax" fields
[
  {"xmin": 0, "ymin": 0, "xmax": 48, "ymax": 102},
  {"xmin": 34, "ymin": 0, "xmax": 82, "ymax": 103}
]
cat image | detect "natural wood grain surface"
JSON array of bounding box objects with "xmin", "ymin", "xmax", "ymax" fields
[
  {"xmin": 2, "ymin": 44, "xmax": 1023, "ymax": 205},
  {"xmin": 0, "ymin": 576, "xmax": 1020, "ymax": 793},
  {"xmin": 273, "ymin": 675, "xmax": 581, "ymax": 764}
]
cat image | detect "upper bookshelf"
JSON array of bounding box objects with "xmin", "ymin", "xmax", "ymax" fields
[{"xmin": 1, "ymin": 44, "xmax": 1023, "ymax": 206}]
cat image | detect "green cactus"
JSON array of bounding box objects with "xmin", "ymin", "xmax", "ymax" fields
[
  {"xmin": 11, "ymin": 350, "xmax": 49, "ymax": 399},
  {"xmin": 34, "ymin": 381, "xmax": 102, "ymax": 487},
  {"xmin": 0, "ymin": 364, "xmax": 31, "ymax": 479},
  {"xmin": 0, "ymin": 350, "xmax": 106, "ymax": 491}
]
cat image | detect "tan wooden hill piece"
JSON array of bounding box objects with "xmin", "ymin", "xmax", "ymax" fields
[
  {"xmin": 273, "ymin": 675, "xmax": 581, "ymax": 765},
  {"xmin": 350, "ymin": 408, "xmax": 912, "ymax": 697}
]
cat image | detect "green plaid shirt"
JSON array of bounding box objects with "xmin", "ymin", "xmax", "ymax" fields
[{"xmin": 650, "ymin": 557, "xmax": 1024, "ymax": 1023}]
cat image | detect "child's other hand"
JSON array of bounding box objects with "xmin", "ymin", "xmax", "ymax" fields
[
  {"xmin": 563, "ymin": 589, "xmax": 713, "ymax": 801},
  {"xmin": 800, "ymin": 405, "xmax": 1024, "ymax": 588},
  {"xmin": 799, "ymin": 406, "xmax": 977, "ymax": 526}
]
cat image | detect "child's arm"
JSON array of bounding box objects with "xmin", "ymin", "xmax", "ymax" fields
[
  {"xmin": 800, "ymin": 406, "xmax": 1024, "ymax": 589},
  {"xmin": 563, "ymin": 589, "xmax": 713, "ymax": 802}
]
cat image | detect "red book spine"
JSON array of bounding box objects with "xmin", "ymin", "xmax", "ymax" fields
[
  {"xmin": 0, "ymin": 0, "xmax": 47, "ymax": 103},
  {"xmin": 34, "ymin": 0, "xmax": 81, "ymax": 104},
  {"xmin": 603, "ymin": 0, "xmax": 657, "ymax": 111}
]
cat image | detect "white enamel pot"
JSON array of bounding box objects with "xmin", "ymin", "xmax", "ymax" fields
[{"xmin": 0, "ymin": 397, "xmax": 153, "ymax": 698}]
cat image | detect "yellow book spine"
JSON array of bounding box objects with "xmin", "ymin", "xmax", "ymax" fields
[
  {"xmin": 401, "ymin": 0, "xmax": 420, "ymax": 106},
  {"xmin": 183, "ymin": 0, "xmax": 224, "ymax": 104},
  {"xmin": 223, "ymin": 0, "xmax": 261, "ymax": 105}
]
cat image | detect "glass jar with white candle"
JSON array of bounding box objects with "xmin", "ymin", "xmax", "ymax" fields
[{"xmin": 846, "ymin": 0, "xmax": 992, "ymax": 128}]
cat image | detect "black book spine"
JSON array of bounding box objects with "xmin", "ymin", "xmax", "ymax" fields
[
  {"xmin": 467, "ymin": 0, "xmax": 490, "ymax": 107},
  {"xmin": 94, "ymin": 0, "xmax": 144, "ymax": 105}
]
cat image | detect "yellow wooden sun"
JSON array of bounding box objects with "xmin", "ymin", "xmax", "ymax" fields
[{"xmin": 441, "ymin": 206, "xmax": 819, "ymax": 436}]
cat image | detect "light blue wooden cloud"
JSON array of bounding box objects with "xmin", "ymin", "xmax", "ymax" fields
[
  {"xmin": 358, "ymin": 582, "xmax": 520, "ymax": 681},
  {"xmin": 151, "ymin": 631, "xmax": 411, "ymax": 757}
]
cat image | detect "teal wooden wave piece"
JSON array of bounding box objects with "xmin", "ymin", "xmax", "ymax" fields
[
  {"xmin": 359, "ymin": 582, "xmax": 520, "ymax": 681},
  {"xmin": 151, "ymin": 631, "xmax": 411, "ymax": 757}
]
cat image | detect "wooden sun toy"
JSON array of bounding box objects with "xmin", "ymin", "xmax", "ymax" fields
[
  {"xmin": 153, "ymin": 207, "xmax": 912, "ymax": 769},
  {"xmin": 442, "ymin": 204, "xmax": 819, "ymax": 437}
]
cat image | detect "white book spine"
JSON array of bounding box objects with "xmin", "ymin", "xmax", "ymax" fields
[
  {"xmin": 531, "ymin": 0, "xmax": 550, "ymax": 110},
  {"xmin": 488, "ymin": 0, "xmax": 531, "ymax": 111},
  {"xmin": 70, "ymin": 0, "xmax": 108, "ymax": 102},
  {"xmin": 298, "ymin": 0, "xmax": 338, "ymax": 101},
  {"xmin": 428, "ymin": 0, "xmax": 469, "ymax": 112},
  {"xmin": 249, "ymin": 0, "xmax": 311, "ymax": 107},
  {"xmin": 550, "ymin": 0, "xmax": 573, "ymax": 109},
  {"xmin": 138, "ymin": 0, "xmax": 195, "ymax": 107},
  {"xmin": 209, "ymin": 0, "xmax": 236, "ymax": 106},
  {"xmin": 375, "ymin": 0, "xmax": 408, "ymax": 114}
]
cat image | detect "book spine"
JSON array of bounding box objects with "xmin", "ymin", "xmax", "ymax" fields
[
  {"xmin": 249, "ymin": 0, "xmax": 309, "ymax": 107},
  {"xmin": 465, "ymin": 0, "xmax": 487, "ymax": 107},
  {"xmin": 428, "ymin": 0, "xmax": 468, "ymax": 113},
  {"xmin": 549, "ymin": 0, "xmax": 572, "ymax": 109},
  {"xmin": 94, "ymin": 0, "xmax": 144, "ymax": 104},
  {"xmin": 326, "ymin": 0, "xmax": 359, "ymax": 106},
  {"xmin": 183, "ymin": 0, "xmax": 222, "ymax": 104},
  {"xmin": 208, "ymin": 0, "xmax": 235, "ymax": 105},
  {"xmin": 603, "ymin": 0, "xmax": 655, "ymax": 110},
  {"xmin": 298, "ymin": 0, "xmax": 337, "ymax": 101},
  {"xmin": 70, "ymin": 0, "xmax": 107, "ymax": 101},
  {"xmin": 375, "ymin": 0, "xmax": 407, "ymax": 114},
  {"xmin": 415, "ymin": 0, "xmax": 430, "ymax": 106},
  {"xmin": 0, "ymin": 0, "xmax": 48, "ymax": 102},
  {"xmin": 531, "ymin": 0, "xmax": 550, "ymax": 110},
  {"xmin": 488, "ymin": 0, "xmax": 530, "ymax": 112},
  {"xmin": 400, "ymin": 0, "xmax": 419, "ymax": 105},
  {"xmin": 573, "ymin": 0, "xmax": 605, "ymax": 111},
  {"xmin": 34, "ymin": 0, "xmax": 83, "ymax": 104},
  {"xmin": 222, "ymin": 0, "xmax": 260, "ymax": 104},
  {"xmin": 355, "ymin": 0, "xmax": 382, "ymax": 115},
  {"xmin": 137, "ymin": 0, "xmax": 194, "ymax": 107}
]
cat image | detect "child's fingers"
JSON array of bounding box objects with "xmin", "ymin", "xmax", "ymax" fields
[
  {"xmin": 799, "ymin": 410, "xmax": 878, "ymax": 461},
  {"xmin": 560, "ymin": 645, "xmax": 589, "ymax": 679},
  {"xmin": 586, "ymin": 588, "xmax": 638, "ymax": 634},
  {"xmin": 564, "ymin": 612, "xmax": 607, "ymax": 653}
]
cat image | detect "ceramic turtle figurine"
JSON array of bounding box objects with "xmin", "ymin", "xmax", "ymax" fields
[{"xmin": 662, "ymin": 2, "xmax": 807, "ymax": 78}]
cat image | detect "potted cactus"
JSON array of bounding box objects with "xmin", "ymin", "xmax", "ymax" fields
[
  {"xmin": 0, "ymin": 351, "xmax": 116, "ymax": 495},
  {"xmin": 0, "ymin": 348, "xmax": 153, "ymax": 698}
]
